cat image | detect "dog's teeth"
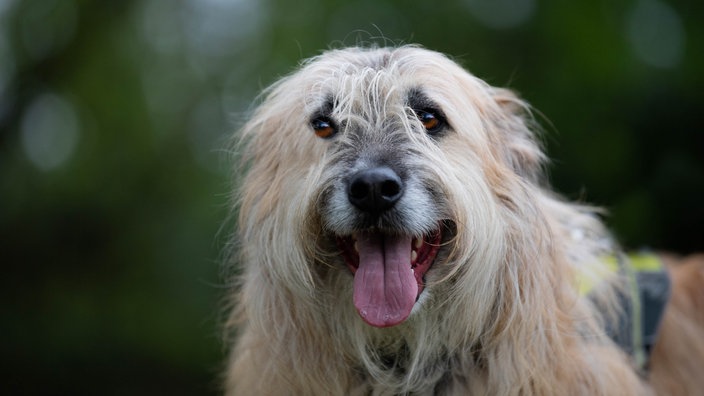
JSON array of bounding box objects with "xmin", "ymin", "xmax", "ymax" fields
[
  {"xmin": 354, "ymin": 241, "xmax": 358, "ymax": 253},
  {"xmin": 414, "ymin": 238, "xmax": 423, "ymax": 249},
  {"xmin": 411, "ymin": 250, "xmax": 418, "ymax": 263}
]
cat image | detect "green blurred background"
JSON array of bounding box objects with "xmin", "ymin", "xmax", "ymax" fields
[{"xmin": 1, "ymin": 0, "xmax": 702, "ymax": 394}]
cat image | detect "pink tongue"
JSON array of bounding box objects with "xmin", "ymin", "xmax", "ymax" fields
[{"xmin": 353, "ymin": 231, "xmax": 417, "ymax": 327}]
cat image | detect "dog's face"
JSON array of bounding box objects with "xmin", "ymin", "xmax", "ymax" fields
[
  {"xmin": 238, "ymin": 46, "xmax": 545, "ymax": 329},
  {"xmin": 317, "ymin": 83, "xmax": 455, "ymax": 328}
]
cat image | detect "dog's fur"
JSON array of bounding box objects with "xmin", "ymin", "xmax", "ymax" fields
[{"xmin": 224, "ymin": 46, "xmax": 704, "ymax": 395}]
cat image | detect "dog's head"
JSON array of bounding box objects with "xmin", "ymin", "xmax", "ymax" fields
[{"xmin": 236, "ymin": 46, "xmax": 548, "ymax": 329}]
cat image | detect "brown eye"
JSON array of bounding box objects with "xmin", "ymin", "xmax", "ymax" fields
[
  {"xmin": 311, "ymin": 117, "xmax": 336, "ymax": 138},
  {"xmin": 415, "ymin": 110, "xmax": 444, "ymax": 133}
]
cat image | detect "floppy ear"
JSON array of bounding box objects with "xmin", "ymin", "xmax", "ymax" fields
[{"xmin": 490, "ymin": 87, "xmax": 547, "ymax": 184}]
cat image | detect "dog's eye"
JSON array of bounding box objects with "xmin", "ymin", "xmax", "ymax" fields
[
  {"xmin": 311, "ymin": 117, "xmax": 336, "ymax": 139},
  {"xmin": 415, "ymin": 110, "xmax": 444, "ymax": 133}
]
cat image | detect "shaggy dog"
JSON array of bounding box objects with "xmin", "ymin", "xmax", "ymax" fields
[{"xmin": 224, "ymin": 46, "xmax": 704, "ymax": 395}]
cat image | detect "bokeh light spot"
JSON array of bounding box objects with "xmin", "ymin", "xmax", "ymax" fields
[
  {"xmin": 626, "ymin": 0, "xmax": 685, "ymax": 69},
  {"xmin": 20, "ymin": 93, "xmax": 80, "ymax": 171}
]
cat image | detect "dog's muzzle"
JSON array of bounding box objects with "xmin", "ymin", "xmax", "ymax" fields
[{"xmin": 333, "ymin": 166, "xmax": 443, "ymax": 328}]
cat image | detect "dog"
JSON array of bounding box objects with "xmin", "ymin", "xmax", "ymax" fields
[{"xmin": 224, "ymin": 46, "xmax": 704, "ymax": 395}]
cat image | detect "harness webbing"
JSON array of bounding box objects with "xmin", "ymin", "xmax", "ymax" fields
[{"xmin": 579, "ymin": 252, "xmax": 671, "ymax": 370}]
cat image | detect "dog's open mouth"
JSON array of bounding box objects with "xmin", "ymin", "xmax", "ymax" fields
[{"xmin": 336, "ymin": 227, "xmax": 443, "ymax": 328}]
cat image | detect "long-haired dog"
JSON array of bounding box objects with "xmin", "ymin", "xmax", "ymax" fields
[{"xmin": 224, "ymin": 46, "xmax": 704, "ymax": 395}]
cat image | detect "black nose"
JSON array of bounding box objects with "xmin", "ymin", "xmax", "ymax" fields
[{"xmin": 347, "ymin": 167, "xmax": 404, "ymax": 213}]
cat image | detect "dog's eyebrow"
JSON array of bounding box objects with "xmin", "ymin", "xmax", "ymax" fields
[
  {"xmin": 406, "ymin": 88, "xmax": 441, "ymax": 113},
  {"xmin": 311, "ymin": 97, "xmax": 335, "ymax": 118}
]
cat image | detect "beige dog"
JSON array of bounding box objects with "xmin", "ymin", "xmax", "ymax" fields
[{"xmin": 224, "ymin": 46, "xmax": 704, "ymax": 395}]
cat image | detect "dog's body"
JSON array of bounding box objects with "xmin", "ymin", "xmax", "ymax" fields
[{"xmin": 225, "ymin": 46, "xmax": 704, "ymax": 395}]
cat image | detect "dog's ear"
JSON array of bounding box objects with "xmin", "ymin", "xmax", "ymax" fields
[{"xmin": 490, "ymin": 88, "xmax": 547, "ymax": 184}]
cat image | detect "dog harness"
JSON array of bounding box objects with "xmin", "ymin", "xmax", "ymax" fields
[{"xmin": 579, "ymin": 252, "xmax": 671, "ymax": 371}]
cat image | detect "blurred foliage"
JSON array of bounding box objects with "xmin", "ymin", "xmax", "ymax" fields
[{"xmin": 0, "ymin": 0, "xmax": 701, "ymax": 394}]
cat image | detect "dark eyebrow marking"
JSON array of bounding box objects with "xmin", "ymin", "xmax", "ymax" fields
[
  {"xmin": 406, "ymin": 88, "xmax": 437, "ymax": 112},
  {"xmin": 311, "ymin": 96, "xmax": 335, "ymax": 119}
]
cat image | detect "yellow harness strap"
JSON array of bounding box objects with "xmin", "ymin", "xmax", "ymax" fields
[{"xmin": 578, "ymin": 252, "xmax": 670, "ymax": 371}]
